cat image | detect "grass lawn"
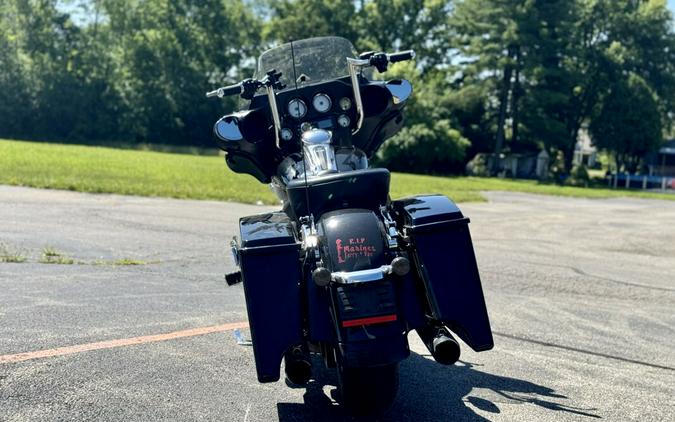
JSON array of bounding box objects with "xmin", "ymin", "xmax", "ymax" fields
[{"xmin": 1, "ymin": 139, "xmax": 673, "ymax": 204}]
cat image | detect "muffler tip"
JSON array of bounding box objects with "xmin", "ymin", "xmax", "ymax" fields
[
  {"xmin": 417, "ymin": 325, "xmax": 461, "ymax": 366},
  {"xmin": 284, "ymin": 357, "xmax": 312, "ymax": 385},
  {"xmin": 432, "ymin": 332, "xmax": 461, "ymax": 366}
]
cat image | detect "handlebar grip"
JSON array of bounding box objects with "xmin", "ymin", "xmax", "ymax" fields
[
  {"xmin": 388, "ymin": 50, "xmax": 416, "ymax": 63},
  {"xmin": 205, "ymin": 83, "xmax": 242, "ymax": 98}
]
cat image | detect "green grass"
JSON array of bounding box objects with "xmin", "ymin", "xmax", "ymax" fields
[
  {"xmin": 93, "ymin": 258, "xmax": 150, "ymax": 266},
  {"xmin": 1, "ymin": 139, "xmax": 673, "ymax": 204},
  {"xmin": 39, "ymin": 246, "xmax": 75, "ymax": 265},
  {"xmin": 0, "ymin": 139, "xmax": 277, "ymax": 204},
  {"xmin": 0, "ymin": 242, "xmax": 27, "ymax": 263},
  {"xmin": 391, "ymin": 173, "xmax": 675, "ymax": 202}
]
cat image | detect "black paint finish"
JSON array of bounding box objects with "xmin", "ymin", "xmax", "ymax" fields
[
  {"xmin": 392, "ymin": 195, "xmax": 494, "ymax": 352},
  {"xmin": 238, "ymin": 212, "xmax": 303, "ymax": 382}
]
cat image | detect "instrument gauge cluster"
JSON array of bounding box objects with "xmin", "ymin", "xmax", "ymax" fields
[
  {"xmin": 312, "ymin": 93, "xmax": 332, "ymax": 113},
  {"xmin": 287, "ymin": 99, "xmax": 307, "ymax": 119},
  {"xmin": 280, "ymin": 85, "xmax": 355, "ymax": 138}
]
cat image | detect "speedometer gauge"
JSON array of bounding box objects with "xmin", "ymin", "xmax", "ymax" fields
[
  {"xmin": 312, "ymin": 93, "xmax": 332, "ymax": 113},
  {"xmin": 288, "ymin": 99, "xmax": 307, "ymax": 118}
]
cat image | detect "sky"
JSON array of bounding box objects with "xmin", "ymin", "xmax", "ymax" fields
[{"xmin": 58, "ymin": 0, "xmax": 675, "ymax": 26}]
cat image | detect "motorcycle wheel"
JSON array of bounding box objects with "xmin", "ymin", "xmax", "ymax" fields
[{"xmin": 337, "ymin": 363, "xmax": 399, "ymax": 415}]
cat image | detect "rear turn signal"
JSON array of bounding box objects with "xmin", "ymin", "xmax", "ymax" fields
[
  {"xmin": 391, "ymin": 257, "xmax": 410, "ymax": 276},
  {"xmin": 312, "ymin": 267, "xmax": 332, "ymax": 286}
]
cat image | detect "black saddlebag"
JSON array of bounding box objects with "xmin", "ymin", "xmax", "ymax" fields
[
  {"xmin": 392, "ymin": 195, "xmax": 493, "ymax": 352},
  {"xmin": 238, "ymin": 212, "xmax": 302, "ymax": 382}
]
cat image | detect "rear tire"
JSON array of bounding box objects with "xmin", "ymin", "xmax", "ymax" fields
[{"xmin": 337, "ymin": 363, "xmax": 399, "ymax": 416}]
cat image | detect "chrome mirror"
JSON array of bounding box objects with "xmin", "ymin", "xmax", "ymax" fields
[
  {"xmin": 386, "ymin": 79, "xmax": 413, "ymax": 104},
  {"xmin": 214, "ymin": 116, "xmax": 244, "ymax": 142}
]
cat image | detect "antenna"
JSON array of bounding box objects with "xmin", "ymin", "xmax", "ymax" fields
[{"xmin": 290, "ymin": 40, "xmax": 313, "ymax": 223}]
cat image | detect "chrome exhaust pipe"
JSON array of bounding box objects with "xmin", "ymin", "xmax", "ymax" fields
[
  {"xmin": 416, "ymin": 325, "xmax": 461, "ymax": 365},
  {"xmin": 284, "ymin": 347, "xmax": 312, "ymax": 385}
]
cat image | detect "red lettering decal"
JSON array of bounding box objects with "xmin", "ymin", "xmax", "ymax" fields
[{"xmin": 335, "ymin": 239, "xmax": 345, "ymax": 263}]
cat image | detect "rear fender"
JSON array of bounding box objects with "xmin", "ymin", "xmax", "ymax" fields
[{"xmin": 315, "ymin": 209, "xmax": 410, "ymax": 367}]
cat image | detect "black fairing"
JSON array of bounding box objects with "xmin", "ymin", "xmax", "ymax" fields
[
  {"xmin": 213, "ymin": 77, "xmax": 408, "ymax": 183},
  {"xmin": 214, "ymin": 110, "xmax": 277, "ymax": 183},
  {"xmin": 392, "ymin": 195, "xmax": 494, "ymax": 352},
  {"xmin": 238, "ymin": 212, "xmax": 303, "ymax": 382}
]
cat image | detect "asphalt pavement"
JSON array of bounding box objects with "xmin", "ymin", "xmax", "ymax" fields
[{"xmin": 0, "ymin": 185, "xmax": 673, "ymax": 421}]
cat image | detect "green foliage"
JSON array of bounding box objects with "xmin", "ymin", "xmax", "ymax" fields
[
  {"xmin": 372, "ymin": 62, "xmax": 470, "ymax": 174},
  {"xmin": 40, "ymin": 247, "xmax": 75, "ymax": 264},
  {"xmin": 0, "ymin": 0, "xmax": 260, "ymax": 146},
  {"xmin": 263, "ymin": 0, "xmax": 358, "ymax": 42},
  {"xmin": 377, "ymin": 122, "xmax": 470, "ymax": 174},
  {"xmin": 0, "ymin": 242, "xmax": 27, "ymax": 263},
  {"xmin": 566, "ymin": 164, "xmax": 591, "ymax": 187},
  {"xmin": 449, "ymin": 0, "xmax": 674, "ymax": 171},
  {"xmin": 590, "ymin": 73, "xmax": 663, "ymax": 172},
  {"xmin": 4, "ymin": 139, "xmax": 675, "ymax": 206},
  {"xmin": 0, "ymin": 0, "xmax": 673, "ymax": 175}
]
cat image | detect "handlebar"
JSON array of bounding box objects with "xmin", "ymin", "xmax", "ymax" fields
[
  {"xmin": 205, "ymin": 83, "xmax": 242, "ymax": 98},
  {"xmin": 206, "ymin": 70, "xmax": 284, "ymax": 148},
  {"xmin": 388, "ymin": 50, "xmax": 415, "ymax": 63},
  {"xmin": 347, "ymin": 49, "xmax": 415, "ymax": 134},
  {"xmin": 354, "ymin": 49, "xmax": 416, "ymax": 73}
]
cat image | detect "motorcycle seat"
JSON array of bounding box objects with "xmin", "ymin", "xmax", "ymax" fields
[{"xmin": 285, "ymin": 168, "xmax": 390, "ymax": 219}]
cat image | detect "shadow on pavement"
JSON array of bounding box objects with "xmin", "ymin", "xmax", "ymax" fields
[{"xmin": 277, "ymin": 352, "xmax": 600, "ymax": 421}]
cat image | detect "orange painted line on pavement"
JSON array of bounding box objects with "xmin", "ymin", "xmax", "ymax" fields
[{"xmin": 0, "ymin": 321, "xmax": 250, "ymax": 365}]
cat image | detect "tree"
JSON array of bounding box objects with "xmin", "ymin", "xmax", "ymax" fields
[
  {"xmin": 563, "ymin": 0, "xmax": 675, "ymax": 170},
  {"xmin": 263, "ymin": 0, "xmax": 359, "ymax": 44},
  {"xmin": 374, "ymin": 62, "xmax": 471, "ymax": 174},
  {"xmin": 449, "ymin": 0, "xmax": 536, "ymax": 173},
  {"xmin": 355, "ymin": 0, "xmax": 452, "ymax": 69},
  {"xmin": 101, "ymin": 0, "xmax": 262, "ymax": 145},
  {"xmin": 590, "ymin": 73, "xmax": 663, "ymax": 172}
]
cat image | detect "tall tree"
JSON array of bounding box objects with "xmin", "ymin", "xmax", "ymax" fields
[
  {"xmin": 263, "ymin": 0, "xmax": 359, "ymax": 43},
  {"xmin": 564, "ymin": 0, "xmax": 675, "ymax": 169},
  {"xmin": 590, "ymin": 73, "xmax": 663, "ymax": 172},
  {"xmin": 450, "ymin": 0, "xmax": 532, "ymax": 172},
  {"xmin": 101, "ymin": 0, "xmax": 262, "ymax": 145}
]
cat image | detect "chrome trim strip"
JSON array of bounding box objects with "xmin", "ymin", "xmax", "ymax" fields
[
  {"xmin": 265, "ymin": 85, "xmax": 282, "ymax": 149},
  {"xmin": 347, "ymin": 57, "xmax": 369, "ymax": 134},
  {"xmin": 331, "ymin": 265, "xmax": 393, "ymax": 284}
]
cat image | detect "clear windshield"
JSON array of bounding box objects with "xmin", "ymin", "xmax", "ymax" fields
[{"xmin": 254, "ymin": 37, "xmax": 358, "ymax": 89}]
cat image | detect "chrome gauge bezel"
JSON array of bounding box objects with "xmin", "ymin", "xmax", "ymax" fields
[
  {"xmin": 280, "ymin": 128, "xmax": 293, "ymax": 141},
  {"xmin": 312, "ymin": 93, "xmax": 332, "ymax": 113},
  {"xmin": 337, "ymin": 114, "xmax": 351, "ymax": 128},
  {"xmin": 287, "ymin": 98, "xmax": 307, "ymax": 119},
  {"xmin": 339, "ymin": 97, "xmax": 352, "ymax": 111}
]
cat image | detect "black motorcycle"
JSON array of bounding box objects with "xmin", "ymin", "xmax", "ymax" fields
[{"xmin": 207, "ymin": 36, "xmax": 493, "ymax": 415}]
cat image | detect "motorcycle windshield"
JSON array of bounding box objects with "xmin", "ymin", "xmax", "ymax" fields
[{"xmin": 254, "ymin": 37, "xmax": 358, "ymax": 89}]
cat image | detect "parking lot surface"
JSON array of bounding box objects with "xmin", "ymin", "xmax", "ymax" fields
[{"xmin": 1, "ymin": 186, "xmax": 673, "ymax": 421}]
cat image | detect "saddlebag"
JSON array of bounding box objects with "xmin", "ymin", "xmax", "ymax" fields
[
  {"xmin": 392, "ymin": 195, "xmax": 494, "ymax": 352},
  {"xmin": 238, "ymin": 212, "xmax": 303, "ymax": 382}
]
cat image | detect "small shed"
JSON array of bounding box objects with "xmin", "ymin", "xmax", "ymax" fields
[
  {"xmin": 648, "ymin": 140, "xmax": 675, "ymax": 177},
  {"xmin": 573, "ymin": 128, "xmax": 597, "ymax": 167}
]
